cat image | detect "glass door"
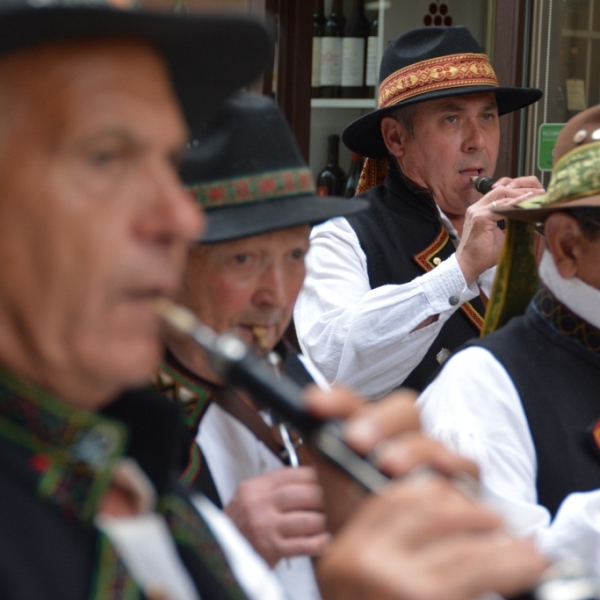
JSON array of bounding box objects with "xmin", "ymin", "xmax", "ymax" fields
[{"xmin": 525, "ymin": 0, "xmax": 600, "ymax": 184}]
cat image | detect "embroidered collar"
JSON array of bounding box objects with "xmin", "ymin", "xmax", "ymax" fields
[
  {"xmin": 155, "ymin": 352, "xmax": 213, "ymax": 432},
  {"xmin": 156, "ymin": 342, "xmax": 293, "ymax": 431},
  {"xmin": 532, "ymin": 285, "xmax": 600, "ymax": 353},
  {"xmin": 0, "ymin": 367, "xmax": 127, "ymax": 524}
]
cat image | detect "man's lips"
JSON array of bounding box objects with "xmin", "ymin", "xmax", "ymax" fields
[
  {"xmin": 233, "ymin": 324, "xmax": 278, "ymax": 346},
  {"xmin": 459, "ymin": 167, "xmax": 485, "ymax": 178},
  {"xmin": 125, "ymin": 277, "xmax": 179, "ymax": 301}
]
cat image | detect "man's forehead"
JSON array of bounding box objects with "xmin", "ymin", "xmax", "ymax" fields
[
  {"xmin": 419, "ymin": 92, "xmax": 499, "ymax": 114},
  {"xmin": 0, "ymin": 38, "xmax": 186, "ymax": 144},
  {"xmin": 0, "ymin": 37, "xmax": 167, "ymax": 84},
  {"xmin": 203, "ymin": 225, "xmax": 311, "ymax": 251}
]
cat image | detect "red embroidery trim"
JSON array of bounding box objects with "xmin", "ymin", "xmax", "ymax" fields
[
  {"xmin": 413, "ymin": 229, "xmax": 484, "ymax": 332},
  {"xmin": 378, "ymin": 53, "xmax": 498, "ymax": 110}
]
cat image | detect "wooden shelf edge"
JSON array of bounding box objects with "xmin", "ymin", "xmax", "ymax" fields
[{"xmin": 311, "ymin": 98, "xmax": 377, "ymax": 109}]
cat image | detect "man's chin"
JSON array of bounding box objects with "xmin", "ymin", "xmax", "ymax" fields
[{"xmin": 82, "ymin": 340, "xmax": 163, "ymax": 402}]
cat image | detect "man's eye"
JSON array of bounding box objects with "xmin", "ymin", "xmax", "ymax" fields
[
  {"xmin": 91, "ymin": 150, "xmax": 123, "ymax": 167},
  {"xmin": 290, "ymin": 248, "xmax": 306, "ymax": 260},
  {"xmin": 482, "ymin": 113, "xmax": 496, "ymax": 121},
  {"xmin": 445, "ymin": 115, "xmax": 457, "ymax": 123},
  {"xmin": 234, "ymin": 254, "xmax": 250, "ymax": 265},
  {"xmin": 91, "ymin": 151, "xmax": 117, "ymax": 166}
]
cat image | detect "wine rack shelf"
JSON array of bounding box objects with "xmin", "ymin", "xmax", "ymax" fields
[{"xmin": 311, "ymin": 98, "xmax": 376, "ymax": 109}]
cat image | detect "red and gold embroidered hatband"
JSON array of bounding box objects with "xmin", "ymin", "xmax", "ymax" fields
[
  {"xmin": 188, "ymin": 167, "xmax": 316, "ymax": 208},
  {"xmin": 378, "ymin": 52, "xmax": 498, "ymax": 110}
]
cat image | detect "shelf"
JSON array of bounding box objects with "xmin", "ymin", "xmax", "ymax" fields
[{"xmin": 311, "ymin": 98, "xmax": 377, "ymax": 109}]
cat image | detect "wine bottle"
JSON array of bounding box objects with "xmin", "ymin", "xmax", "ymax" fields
[
  {"xmin": 311, "ymin": 0, "xmax": 326, "ymax": 98},
  {"xmin": 365, "ymin": 15, "xmax": 378, "ymax": 99},
  {"xmin": 317, "ymin": 135, "xmax": 347, "ymax": 196},
  {"xmin": 344, "ymin": 152, "xmax": 364, "ymax": 198},
  {"xmin": 341, "ymin": 0, "xmax": 370, "ymax": 98},
  {"xmin": 320, "ymin": 0, "xmax": 344, "ymax": 98}
]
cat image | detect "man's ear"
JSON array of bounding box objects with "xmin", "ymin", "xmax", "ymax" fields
[
  {"xmin": 544, "ymin": 212, "xmax": 584, "ymax": 279},
  {"xmin": 381, "ymin": 117, "xmax": 407, "ymax": 159}
]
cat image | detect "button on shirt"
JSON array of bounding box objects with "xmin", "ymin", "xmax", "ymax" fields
[{"xmin": 294, "ymin": 212, "xmax": 496, "ymax": 399}]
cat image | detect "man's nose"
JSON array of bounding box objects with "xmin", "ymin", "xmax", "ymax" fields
[
  {"xmin": 253, "ymin": 263, "xmax": 288, "ymax": 308},
  {"xmin": 462, "ymin": 120, "xmax": 487, "ymax": 153}
]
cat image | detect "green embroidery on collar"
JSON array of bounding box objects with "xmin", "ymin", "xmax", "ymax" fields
[
  {"xmin": 0, "ymin": 367, "xmax": 128, "ymax": 523},
  {"xmin": 180, "ymin": 442, "xmax": 202, "ymax": 489},
  {"xmin": 532, "ymin": 286, "xmax": 600, "ymax": 352},
  {"xmin": 89, "ymin": 532, "xmax": 140, "ymax": 600},
  {"xmin": 158, "ymin": 361, "xmax": 211, "ymax": 429}
]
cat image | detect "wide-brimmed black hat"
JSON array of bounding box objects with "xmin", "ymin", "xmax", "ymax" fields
[
  {"xmin": 181, "ymin": 93, "xmax": 368, "ymax": 243},
  {"xmin": 0, "ymin": 0, "xmax": 271, "ymax": 133},
  {"xmin": 343, "ymin": 26, "xmax": 542, "ymax": 158}
]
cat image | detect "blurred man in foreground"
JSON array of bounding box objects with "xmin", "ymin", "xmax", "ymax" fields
[{"xmin": 0, "ymin": 2, "xmax": 271, "ymax": 598}]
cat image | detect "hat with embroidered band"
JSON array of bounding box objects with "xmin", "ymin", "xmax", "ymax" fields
[
  {"xmin": 181, "ymin": 93, "xmax": 369, "ymax": 243},
  {"xmin": 494, "ymin": 104, "xmax": 600, "ymax": 222},
  {"xmin": 342, "ymin": 26, "xmax": 542, "ymax": 159},
  {"xmin": 0, "ymin": 0, "xmax": 271, "ymax": 133}
]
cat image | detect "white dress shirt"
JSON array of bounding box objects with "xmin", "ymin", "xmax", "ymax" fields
[
  {"xmin": 294, "ymin": 214, "xmax": 496, "ymax": 399},
  {"xmin": 198, "ymin": 353, "xmax": 325, "ymax": 600},
  {"xmin": 417, "ymin": 252, "xmax": 600, "ymax": 574}
]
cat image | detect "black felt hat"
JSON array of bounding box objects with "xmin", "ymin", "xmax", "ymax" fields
[
  {"xmin": 0, "ymin": 0, "xmax": 271, "ymax": 133},
  {"xmin": 343, "ymin": 26, "xmax": 542, "ymax": 158},
  {"xmin": 182, "ymin": 93, "xmax": 368, "ymax": 243}
]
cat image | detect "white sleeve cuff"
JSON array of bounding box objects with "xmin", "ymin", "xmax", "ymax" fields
[{"xmin": 418, "ymin": 253, "xmax": 479, "ymax": 314}]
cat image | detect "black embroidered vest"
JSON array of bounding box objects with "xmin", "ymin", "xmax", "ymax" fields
[
  {"xmin": 466, "ymin": 287, "xmax": 600, "ymax": 518},
  {"xmin": 0, "ymin": 369, "xmax": 248, "ymax": 600},
  {"xmin": 346, "ymin": 166, "xmax": 485, "ymax": 391}
]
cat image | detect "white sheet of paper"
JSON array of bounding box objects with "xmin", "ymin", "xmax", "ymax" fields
[
  {"xmin": 96, "ymin": 513, "xmax": 201, "ymax": 600},
  {"xmin": 566, "ymin": 79, "xmax": 587, "ymax": 111}
]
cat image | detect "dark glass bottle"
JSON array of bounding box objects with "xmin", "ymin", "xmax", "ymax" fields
[
  {"xmin": 311, "ymin": 0, "xmax": 326, "ymax": 98},
  {"xmin": 344, "ymin": 152, "xmax": 364, "ymax": 198},
  {"xmin": 341, "ymin": 0, "xmax": 370, "ymax": 98},
  {"xmin": 317, "ymin": 135, "xmax": 346, "ymax": 196},
  {"xmin": 365, "ymin": 15, "xmax": 378, "ymax": 99},
  {"xmin": 320, "ymin": 0, "xmax": 344, "ymax": 98}
]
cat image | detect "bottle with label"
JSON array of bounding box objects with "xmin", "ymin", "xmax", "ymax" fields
[
  {"xmin": 317, "ymin": 135, "xmax": 346, "ymax": 196},
  {"xmin": 320, "ymin": 0, "xmax": 344, "ymax": 98},
  {"xmin": 311, "ymin": 0, "xmax": 326, "ymax": 98},
  {"xmin": 365, "ymin": 14, "xmax": 378, "ymax": 99},
  {"xmin": 341, "ymin": 0, "xmax": 370, "ymax": 98},
  {"xmin": 344, "ymin": 152, "xmax": 364, "ymax": 198}
]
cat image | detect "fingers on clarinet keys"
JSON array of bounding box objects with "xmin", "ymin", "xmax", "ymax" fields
[
  {"xmin": 489, "ymin": 199, "xmax": 506, "ymax": 230},
  {"xmin": 402, "ymin": 465, "xmax": 481, "ymax": 499}
]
